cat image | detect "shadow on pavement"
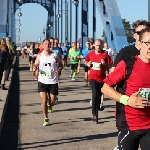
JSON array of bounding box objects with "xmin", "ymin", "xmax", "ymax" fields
[
  {"xmin": 18, "ymin": 131, "xmax": 118, "ymax": 149},
  {"xmin": 0, "ymin": 57, "xmax": 20, "ymax": 150}
]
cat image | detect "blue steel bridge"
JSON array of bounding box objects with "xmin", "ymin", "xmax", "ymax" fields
[{"xmin": 0, "ymin": 0, "xmax": 146, "ymax": 51}]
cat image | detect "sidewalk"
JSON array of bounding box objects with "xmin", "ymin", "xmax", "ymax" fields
[
  {"xmin": 0, "ymin": 57, "xmax": 17, "ymax": 137},
  {"xmin": 0, "ymin": 57, "xmax": 118, "ymax": 150}
]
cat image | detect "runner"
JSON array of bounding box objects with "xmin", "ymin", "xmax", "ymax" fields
[
  {"xmin": 33, "ymin": 39, "xmax": 63, "ymax": 126},
  {"xmin": 26, "ymin": 42, "xmax": 35, "ymax": 71},
  {"xmin": 61, "ymin": 43, "xmax": 69, "ymax": 69},
  {"xmin": 112, "ymin": 20, "xmax": 150, "ymax": 150},
  {"xmin": 85, "ymin": 39, "xmax": 112, "ymax": 123},
  {"xmin": 69, "ymin": 42, "xmax": 81, "ymax": 80},
  {"xmin": 32, "ymin": 43, "xmax": 39, "ymax": 80},
  {"xmin": 81, "ymin": 42, "xmax": 91, "ymax": 86},
  {"xmin": 77, "ymin": 42, "xmax": 82, "ymax": 74},
  {"xmin": 102, "ymin": 27, "xmax": 150, "ymax": 150}
]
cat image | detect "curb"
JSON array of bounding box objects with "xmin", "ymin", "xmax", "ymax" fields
[{"xmin": 0, "ymin": 56, "xmax": 17, "ymax": 137}]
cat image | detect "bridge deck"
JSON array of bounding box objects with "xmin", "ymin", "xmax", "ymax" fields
[{"xmin": 0, "ymin": 57, "xmax": 117, "ymax": 150}]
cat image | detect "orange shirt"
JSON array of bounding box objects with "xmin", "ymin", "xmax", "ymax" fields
[{"xmin": 38, "ymin": 45, "xmax": 44, "ymax": 54}]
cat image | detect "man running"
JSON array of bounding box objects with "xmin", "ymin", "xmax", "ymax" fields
[
  {"xmin": 112, "ymin": 20, "xmax": 149, "ymax": 150},
  {"xmin": 33, "ymin": 39, "xmax": 63, "ymax": 126},
  {"xmin": 85, "ymin": 39, "xmax": 112, "ymax": 123},
  {"xmin": 69, "ymin": 42, "xmax": 81, "ymax": 80},
  {"xmin": 81, "ymin": 42, "xmax": 91, "ymax": 86},
  {"xmin": 61, "ymin": 43, "xmax": 69, "ymax": 69},
  {"xmin": 102, "ymin": 27, "xmax": 150, "ymax": 150}
]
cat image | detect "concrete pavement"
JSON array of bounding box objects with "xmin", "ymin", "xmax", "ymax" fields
[{"xmin": 0, "ymin": 56, "xmax": 118, "ymax": 150}]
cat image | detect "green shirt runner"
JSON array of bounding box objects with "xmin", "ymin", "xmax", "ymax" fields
[{"xmin": 69, "ymin": 50, "xmax": 81, "ymax": 64}]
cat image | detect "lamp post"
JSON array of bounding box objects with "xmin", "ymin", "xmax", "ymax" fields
[
  {"xmin": 73, "ymin": 0, "xmax": 79, "ymax": 43},
  {"xmin": 57, "ymin": 0, "xmax": 79, "ymax": 44},
  {"xmin": 56, "ymin": 0, "xmax": 69, "ymax": 44},
  {"xmin": 43, "ymin": 23, "xmax": 51, "ymax": 39},
  {"xmin": 48, "ymin": 21, "xmax": 57, "ymax": 38},
  {"xmin": 16, "ymin": 8, "xmax": 22, "ymax": 45}
]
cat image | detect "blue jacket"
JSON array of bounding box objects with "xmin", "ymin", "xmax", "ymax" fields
[
  {"xmin": 52, "ymin": 47, "xmax": 62, "ymax": 59},
  {"xmin": 82, "ymin": 48, "xmax": 91, "ymax": 59}
]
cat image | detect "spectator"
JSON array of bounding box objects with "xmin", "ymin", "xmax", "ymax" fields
[{"xmin": 5, "ymin": 36, "xmax": 15, "ymax": 80}]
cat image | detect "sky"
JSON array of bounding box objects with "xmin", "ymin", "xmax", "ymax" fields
[{"xmin": 16, "ymin": 0, "xmax": 148, "ymax": 43}]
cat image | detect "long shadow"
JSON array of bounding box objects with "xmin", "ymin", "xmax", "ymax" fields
[
  {"xmin": 0, "ymin": 57, "xmax": 20, "ymax": 150},
  {"xmin": 18, "ymin": 131, "xmax": 118, "ymax": 149}
]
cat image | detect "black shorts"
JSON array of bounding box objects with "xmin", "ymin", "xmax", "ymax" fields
[
  {"xmin": 70, "ymin": 64, "xmax": 78, "ymax": 70},
  {"xmin": 118, "ymin": 129, "xmax": 150, "ymax": 150},
  {"xmin": 63, "ymin": 55, "xmax": 68, "ymax": 60},
  {"xmin": 84, "ymin": 65, "xmax": 89, "ymax": 72},
  {"xmin": 32, "ymin": 57, "xmax": 36, "ymax": 64},
  {"xmin": 38, "ymin": 82, "xmax": 58, "ymax": 95},
  {"xmin": 29, "ymin": 56, "xmax": 32, "ymax": 62}
]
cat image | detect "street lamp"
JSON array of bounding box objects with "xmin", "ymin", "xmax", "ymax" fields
[
  {"xmin": 16, "ymin": 8, "xmax": 22, "ymax": 45},
  {"xmin": 73, "ymin": 0, "xmax": 79, "ymax": 6},
  {"xmin": 56, "ymin": 14, "xmax": 61, "ymax": 18},
  {"xmin": 56, "ymin": 1, "xmax": 70, "ymax": 43},
  {"xmin": 57, "ymin": 1, "xmax": 79, "ymax": 43}
]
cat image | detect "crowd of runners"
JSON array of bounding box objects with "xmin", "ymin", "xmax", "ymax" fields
[{"xmin": 1, "ymin": 19, "xmax": 150, "ymax": 150}]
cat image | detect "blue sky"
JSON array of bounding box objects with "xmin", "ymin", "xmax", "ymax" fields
[{"xmin": 16, "ymin": 0, "xmax": 148, "ymax": 43}]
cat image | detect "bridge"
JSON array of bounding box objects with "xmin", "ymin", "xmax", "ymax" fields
[
  {"xmin": 0, "ymin": 1, "xmax": 149, "ymax": 149},
  {"xmin": 0, "ymin": 0, "xmax": 131, "ymax": 52}
]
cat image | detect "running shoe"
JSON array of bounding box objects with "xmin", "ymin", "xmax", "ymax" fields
[
  {"xmin": 99, "ymin": 104, "xmax": 104, "ymax": 111},
  {"xmin": 72, "ymin": 78, "xmax": 75, "ymax": 81},
  {"xmin": 47, "ymin": 105, "xmax": 52, "ymax": 113},
  {"xmin": 93, "ymin": 115, "xmax": 98, "ymax": 123},
  {"xmin": 43, "ymin": 118, "xmax": 49, "ymax": 126}
]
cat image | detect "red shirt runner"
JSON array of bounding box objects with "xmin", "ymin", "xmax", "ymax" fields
[
  {"xmin": 104, "ymin": 56, "xmax": 150, "ymax": 131},
  {"xmin": 85, "ymin": 50, "xmax": 113, "ymax": 82}
]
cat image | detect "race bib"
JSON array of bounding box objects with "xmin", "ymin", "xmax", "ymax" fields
[
  {"xmin": 92, "ymin": 62, "xmax": 101, "ymax": 70},
  {"xmin": 138, "ymin": 88, "xmax": 150, "ymax": 106},
  {"xmin": 40, "ymin": 71, "xmax": 52, "ymax": 78},
  {"xmin": 34, "ymin": 54, "xmax": 38, "ymax": 57}
]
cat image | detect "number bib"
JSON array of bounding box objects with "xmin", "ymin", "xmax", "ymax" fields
[
  {"xmin": 40, "ymin": 70, "xmax": 52, "ymax": 79},
  {"xmin": 92, "ymin": 62, "xmax": 101, "ymax": 70},
  {"xmin": 138, "ymin": 88, "xmax": 150, "ymax": 106}
]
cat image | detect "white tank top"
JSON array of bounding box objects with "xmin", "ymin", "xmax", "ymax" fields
[{"xmin": 38, "ymin": 51, "xmax": 58, "ymax": 84}]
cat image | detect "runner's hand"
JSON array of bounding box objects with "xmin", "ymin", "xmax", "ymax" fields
[
  {"xmin": 127, "ymin": 92, "xmax": 148, "ymax": 108},
  {"xmin": 101, "ymin": 59, "xmax": 105, "ymax": 65},
  {"xmin": 54, "ymin": 70, "xmax": 60, "ymax": 76},
  {"xmin": 87, "ymin": 61, "xmax": 92, "ymax": 67}
]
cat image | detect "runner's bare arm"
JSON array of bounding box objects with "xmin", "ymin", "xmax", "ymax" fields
[
  {"xmin": 102, "ymin": 83, "xmax": 148, "ymax": 108},
  {"xmin": 55, "ymin": 54, "xmax": 63, "ymax": 71},
  {"xmin": 33, "ymin": 54, "xmax": 40, "ymax": 70}
]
